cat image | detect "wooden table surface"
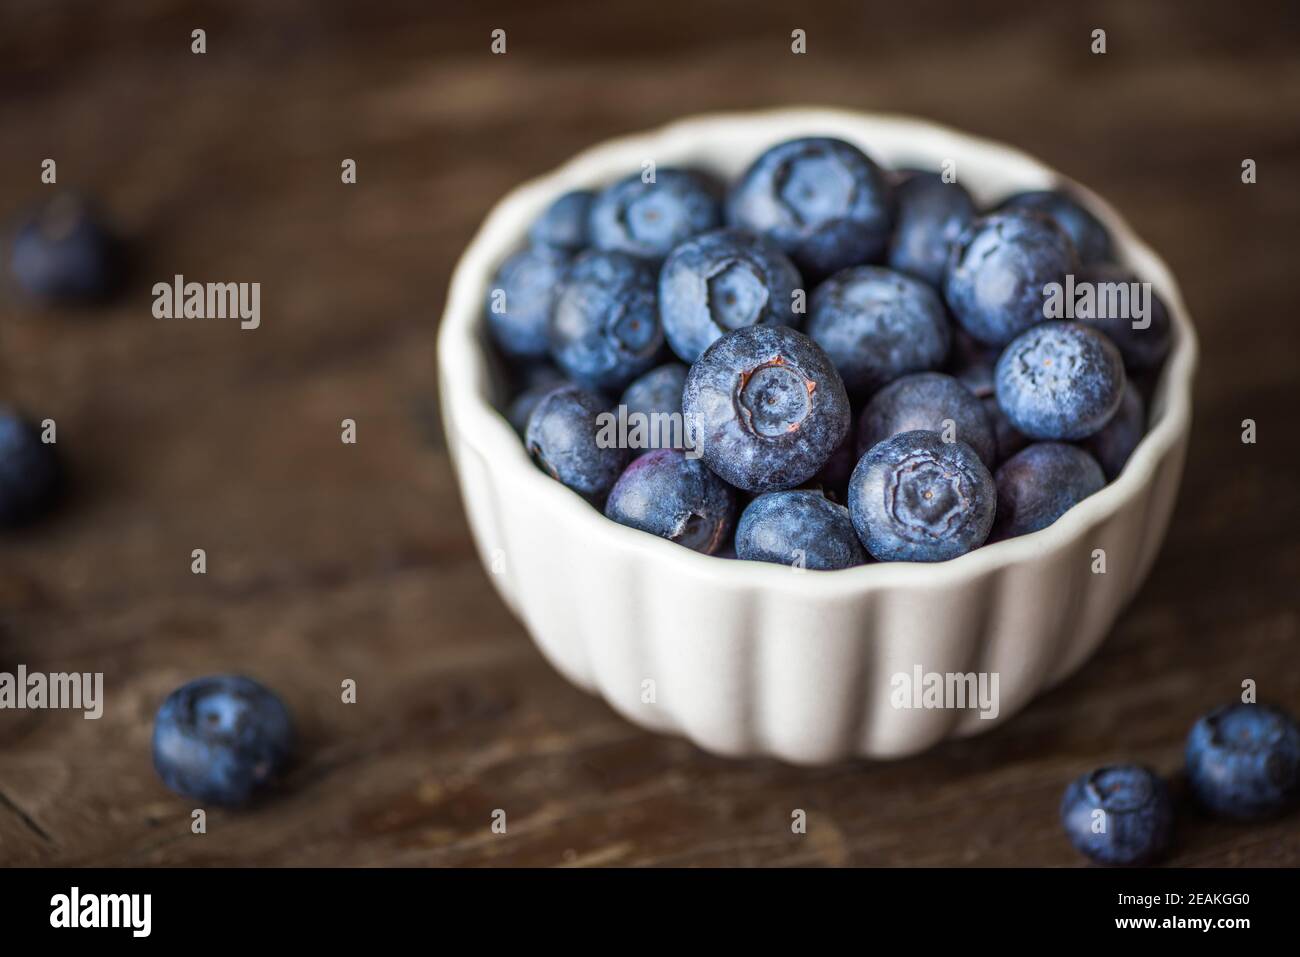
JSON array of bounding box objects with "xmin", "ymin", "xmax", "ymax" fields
[{"xmin": 1, "ymin": 0, "xmax": 1297, "ymax": 867}]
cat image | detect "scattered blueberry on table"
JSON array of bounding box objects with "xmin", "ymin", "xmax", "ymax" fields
[
  {"xmin": 1185, "ymin": 703, "xmax": 1300, "ymax": 821},
  {"xmin": 0, "ymin": 407, "xmax": 63, "ymax": 528},
  {"xmin": 152, "ymin": 675, "xmax": 295, "ymax": 807},
  {"xmin": 1060, "ymin": 765, "xmax": 1173, "ymax": 865},
  {"xmin": 493, "ymin": 133, "xmax": 1177, "ymax": 565},
  {"xmin": 9, "ymin": 193, "xmax": 124, "ymax": 304}
]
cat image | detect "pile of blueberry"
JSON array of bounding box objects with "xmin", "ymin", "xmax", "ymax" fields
[
  {"xmin": 1062, "ymin": 702, "xmax": 1300, "ymax": 865},
  {"xmin": 492, "ymin": 136, "xmax": 1172, "ymax": 567}
]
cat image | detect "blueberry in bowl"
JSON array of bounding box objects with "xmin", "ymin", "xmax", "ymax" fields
[
  {"xmin": 943, "ymin": 210, "xmax": 1078, "ymax": 347},
  {"xmin": 991, "ymin": 442, "xmax": 1106, "ymax": 540},
  {"xmin": 726, "ymin": 136, "xmax": 893, "ymax": 280},
  {"xmin": 887, "ymin": 170, "xmax": 977, "ymax": 287},
  {"xmin": 548, "ymin": 249, "xmax": 664, "ymax": 391},
  {"xmin": 682, "ymin": 324, "xmax": 850, "ymax": 493},
  {"xmin": 659, "ymin": 228, "xmax": 803, "ymax": 363},
  {"xmin": 856, "ymin": 371, "xmax": 995, "ymax": 468},
  {"xmin": 438, "ymin": 109, "xmax": 1197, "ymax": 763},
  {"xmin": 999, "ymin": 188, "xmax": 1114, "ymax": 265},
  {"xmin": 588, "ymin": 168, "xmax": 720, "ymax": 260},
  {"xmin": 848, "ymin": 429, "xmax": 996, "ymax": 563},
  {"xmin": 736, "ymin": 489, "xmax": 866, "ymax": 570},
  {"xmin": 524, "ymin": 384, "xmax": 627, "ymax": 503},
  {"xmin": 605, "ymin": 448, "xmax": 736, "ymax": 554},
  {"xmin": 806, "ymin": 266, "xmax": 951, "ymax": 399},
  {"xmin": 994, "ymin": 321, "xmax": 1126, "ymax": 441}
]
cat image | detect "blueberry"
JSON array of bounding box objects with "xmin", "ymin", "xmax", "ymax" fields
[
  {"xmin": 991, "ymin": 442, "xmax": 1105, "ymax": 539},
  {"xmin": 736, "ymin": 490, "xmax": 866, "ymax": 570},
  {"xmin": 847, "ymin": 430, "xmax": 996, "ymax": 562},
  {"xmin": 10, "ymin": 194, "xmax": 124, "ymax": 304},
  {"xmin": 944, "ymin": 211, "xmax": 1079, "ymax": 346},
  {"xmin": 604, "ymin": 448, "xmax": 736, "ymax": 554},
  {"xmin": 856, "ymin": 372, "xmax": 996, "ymax": 468},
  {"xmin": 525, "ymin": 385, "xmax": 627, "ymax": 502},
  {"xmin": 1060, "ymin": 765, "xmax": 1173, "ymax": 865},
  {"xmin": 807, "ymin": 266, "xmax": 952, "ymax": 398},
  {"xmin": 1081, "ymin": 382, "xmax": 1145, "ymax": 480},
  {"xmin": 1073, "ymin": 263, "xmax": 1173, "ymax": 373},
  {"xmin": 995, "ymin": 321, "xmax": 1125, "ymax": 440},
  {"xmin": 887, "ymin": 172, "xmax": 977, "ymax": 287},
  {"xmin": 619, "ymin": 362, "xmax": 687, "ymax": 419},
  {"xmin": 659, "ymin": 228, "xmax": 803, "ymax": 363},
  {"xmin": 549, "ymin": 250, "xmax": 663, "ymax": 391},
  {"xmin": 0, "ymin": 409, "xmax": 63, "ymax": 528},
  {"xmin": 152, "ymin": 675, "xmax": 295, "ymax": 807},
  {"xmin": 528, "ymin": 189, "xmax": 595, "ymax": 252},
  {"xmin": 1001, "ymin": 189, "xmax": 1113, "ymax": 265},
  {"xmin": 589, "ymin": 169, "xmax": 720, "ymax": 260},
  {"xmin": 486, "ymin": 245, "xmax": 570, "ymax": 360},
  {"xmin": 682, "ymin": 325, "xmax": 850, "ymax": 492},
  {"xmin": 1186, "ymin": 703, "xmax": 1300, "ymax": 821},
  {"xmin": 727, "ymin": 137, "xmax": 894, "ymax": 279}
]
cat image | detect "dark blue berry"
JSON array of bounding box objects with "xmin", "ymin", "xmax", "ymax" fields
[
  {"xmin": 589, "ymin": 169, "xmax": 720, "ymax": 260},
  {"xmin": 486, "ymin": 245, "xmax": 570, "ymax": 360},
  {"xmin": 604, "ymin": 448, "xmax": 735, "ymax": 554},
  {"xmin": 727, "ymin": 137, "xmax": 893, "ymax": 280},
  {"xmin": 619, "ymin": 362, "xmax": 687, "ymax": 420},
  {"xmin": 981, "ymin": 396, "xmax": 1029, "ymax": 465},
  {"xmin": 1001, "ymin": 189, "xmax": 1113, "ymax": 265},
  {"xmin": 1073, "ymin": 263, "xmax": 1173, "ymax": 373},
  {"xmin": 944, "ymin": 211, "xmax": 1078, "ymax": 346},
  {"xmin": 848, "ymin": 430, "xmax": 996, "ymax": 563},
  {"xmin": 991, "ymin": 442, "xmax": 1105, "ymax": 539},
  {"xmin": 888, "ymin": 172, "xmax": 977, "ymax": 287},
  {"xmin": 528, "ymin": 189, "xmax": 595, "ymax": 252},
  {"xmin": 152, "ymin": 675, "xmax": 295, "ymax": 807},
  {"xmin": 736, "ymin": 490, "xmax": 865, "ymax": 570},
  {"xmin": 1186, "ymin": 703, "xmax": 1300, "ymax": 821},
  {"xmin": 995, "ymin": 321, "xmax": 1125, "ymax": 440},
  {"xmin": 525, "ymin": 385, "xmax": 627, "ymax": 502},
  {"xmin": 856, "ymin": 372, "xmax": 996, "ymax": 468},
  {"xmin": 682, "ymin": 325, "xmax": 850, "ymax": 492},
  {"xmin": 1081, "ymin": 382, "xmax": 1144, "ymax": 480},
  {"xmin": 0, "ymin": 409, "xmax": 62, "ymax": 528},
  {"xmin": 1060, "ymin": 765, "xmax": 1173, "ymax": 865},
  {"xmin": 549, "ymin": 250, "xmax": 663, "ymax": 391},
  {"xmin": 9, "ymin": 194, "xmax": 124, "ymax": 304},
  {"xmin": 807, "ymin": 266, "xmax": 952, "ymax": 398},
  {"xmin": 659, "ymin": 228, "xmax": 802, "ymax": 363}
]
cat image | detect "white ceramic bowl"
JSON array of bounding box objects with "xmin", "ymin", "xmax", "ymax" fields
[{"xmin": 437, "ymin": 108, "xmax": 1197, "ymax": 764}]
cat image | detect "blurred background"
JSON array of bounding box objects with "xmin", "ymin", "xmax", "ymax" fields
[{"xmin": 0, "ymin": 0, "xmax": 1296, "ymax": 865}]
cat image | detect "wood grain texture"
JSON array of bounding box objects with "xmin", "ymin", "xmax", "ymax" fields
[{"xmin": 0, "ymin": 0, "xmax": 1297, "ymax": 867}]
